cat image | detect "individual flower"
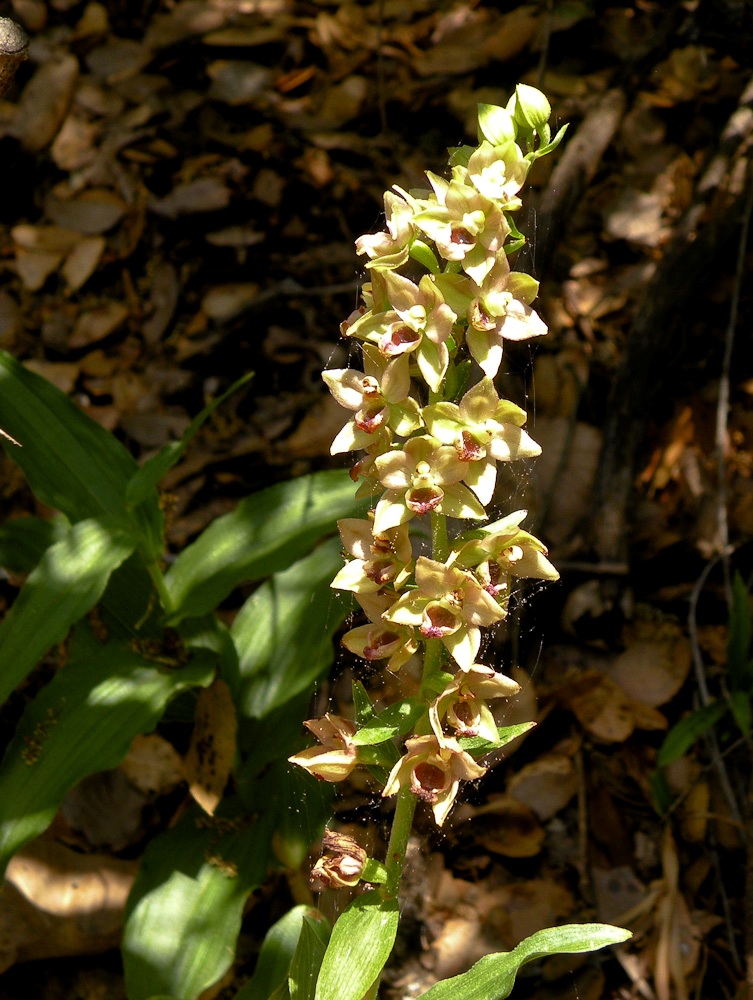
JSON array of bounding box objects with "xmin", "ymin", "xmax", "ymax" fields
[
  {"xmin": 383, "ymin": 556, "xmax": 504, "ymax": 669},
  {"xmin": 452, "ymin": 510, "xmax": 559, "ymax": 583},
  {"xmin": 373, "ymin": 435, "xmax": 486, "ymax": 535},
  {"xmin": 341, "ymin": 591, "xmax": 419, "ymax": 672},
  {"xmin": 411, "ymin": 174, "xmax": 510, "ymax": 285},
  {"xmin": 355, "ymin": 190, "xmax": 415, "ymax": 269},
  {"xmin": 422, "ymin": 377, "xmax": 541, "ymax": 505},
  {"xmin": 288, "ymin": 715, "xmax": 358, "ymax": 783},
  {"xmin": 324, "ymin": 347, "xmax": 422, "ymax": 455},
  {"xmin": 466, "ymin": 251, "xmax": 547, "ymax": 378},
  {"xmin": 331, "ymin": 516, "xmax": 413, "ymax": 594},
  {"xmin": 383, "ymin": 734, "xmax": 486, "ymax": 826},
  {"xmin": 429, "ymin": 663, "xmax": 520, "ymax": 743},
  {"xmin": 310, "ymin": 828, "xmax": 367, "ymax": 890},
  {"xmin": 466, "ymin": 140, "xmax": 529, "ymax": 208},
  {"xmin": 345, "ymin": 271, "xmax": 455, "ymax": 392}
]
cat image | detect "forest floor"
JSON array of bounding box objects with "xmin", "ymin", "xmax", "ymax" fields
[{"xmin": 2, "ymin": 1, "xmax": 753, "ymax": 998}]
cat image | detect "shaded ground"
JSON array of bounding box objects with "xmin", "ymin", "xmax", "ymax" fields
[{"xmin": 2, "ymin": 1, "xmax": 753, "ymax": 998}]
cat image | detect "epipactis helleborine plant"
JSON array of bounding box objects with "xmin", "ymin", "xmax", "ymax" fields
[{"xmin": 290, "ymin": 84, "xmax": 565, "ymax": 891}]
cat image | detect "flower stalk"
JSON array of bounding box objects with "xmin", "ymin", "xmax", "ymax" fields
[{"xmin": 290, "ymin": 84, "xmax": 566, "ymax": 919}]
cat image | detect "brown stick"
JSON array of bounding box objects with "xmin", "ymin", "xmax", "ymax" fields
[{"xmin": 0, "ymin": 17, "xmax": 29, "ymax": 99}]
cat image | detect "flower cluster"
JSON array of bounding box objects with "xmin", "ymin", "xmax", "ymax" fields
[{"xmin": 291, "ymin": 86, "xmax": 566, "ymax": 873}]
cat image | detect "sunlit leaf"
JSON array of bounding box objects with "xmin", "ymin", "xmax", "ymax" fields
[
  {"xmin": 0, "ymin": 517, "xmax": 136, "ymax": 705},
  {"xmin": 0, "ymin": 621, "xmax": 213, "ymax": 874},
  {"xmin": 314, "ymin": 890, "xmax": 399, "ymax": 1000},
  {"xmin": 418, "ymin": 924, "xmax": 631, "ymax": 999},
  {"xmin": 165, "ymin": 470, "xmax": 367, "ymax": 621}
]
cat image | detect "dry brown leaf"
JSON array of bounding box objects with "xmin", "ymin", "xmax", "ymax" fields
[
  {"xmin": 608, "ymin": 633, "xmax": 691, "ymax": 708},
  {"xmin": 566, "ymin": 672, "xmax": 666, "ymax": 742},
  {"xmin": 201, "ymin": 283, "xmax": 259, "ymax": 323},
  {"xmin": 1, "ymin": 839, "xmax": 136, "ymax": 973},
  {"xmin": 150, "ymin": 176, "xmax": 232, "ymax": 218},
  {"xmin": 206, "ymin": 60, "xmax": 272, "ymax": 105},
  {"xmin": 45, "ymin": 189, "xmax": 126, "ymax": 235},
  {"xmin": 119, "ymin": 733, "xmax": 185, "ymax": 798},
  {"xmin": 60, "ymin": 770, "xmax": 147, "ymax": 850},
  {"xmin": 60, "ymin": 235, "xmax": 106, "ymax": 292},
  {"xmin": 7, "ymin": 52, "xmax": 78, "ymax": 151},
  {"xmin": 484, "ymin": 879, "xmax": 576, "ymax": 950},
  {"xmin": 69, "ymin": 301, "xmax": 129, "ymax": 348},
  {"xmin": 458, "ymin": 795, "xmax": 545, "ymax": 858},
  {"xmin": 507, "ymin": 753, "xmax": 578, "ymax": 821},
  {"xmin": 184, "ymin": 678, "xmax": 237, "ymax": 815}
]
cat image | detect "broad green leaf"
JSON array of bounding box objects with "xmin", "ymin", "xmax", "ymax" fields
[
  {"xmin": 232, "ymin": 537, "xmax": 351, "ymax": 724},
  {"xmin": 657, "ymin": 702, "xmax": 728, "ymax": 767},
  {"xmin": 459, "ymin": 722, "xmax": 536, "ymax": 754},
  {"xmin": 314, "ymin": 890, "xmax": 399, "ymax": 1000},
  {"xmin": 288, "ymin": 912, "xmax": 331, "ymax": 1000},
  {"xmin": 0, "ymin": 622, "xmax": 213, "ymax": 874},
  {"xmin": 126, "ymin": 372, "xmax": 253, "ymax": 507},
  {"xmin": 351, "ymin": 699, "xmax": 425, "ymax": 746},
  {"xmin": 0, "ymin": 351, "xmax": 161, "ymax": 550},
  {"xmin": 0, "ymin": 516, "xmax": 66, "ymax": 574},
  {"xmin": 165, "ymin": 470, "xmax": 367, "ymax": 621},
  {"xmin": 418, "ymin": 923, "xmax": 631, "ymax": 1000},
  {"xmin": 235, "ymin": 905, "xmax": 322, "ymax": 1000},
  {"xmin": 123, "ymin": 802, "xmax": 274, "ymax": 1000},
  {"xmin": 0, "ymin": 517, "xmax": 136, "ymax": 706},
  {"xmin": 728, "ymin": 572, "xmax": 752, "ymax": 690}
]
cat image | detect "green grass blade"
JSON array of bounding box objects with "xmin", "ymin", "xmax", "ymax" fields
[
  {"xmin": 126, "ymin": 372, "xmax": 254, "ymax": 507},
  {"xmin": 0, "ymin": 517, "xmax": 136, "ymax": 705}
]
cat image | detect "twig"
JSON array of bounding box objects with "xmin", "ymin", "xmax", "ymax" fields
[
  {"xmin": 0, "ymin": 17, "xmax": 29, "ymax": 99},
  {"xmin": 715, "ymin": 174, "xmax": 753, "ymax": 603}
]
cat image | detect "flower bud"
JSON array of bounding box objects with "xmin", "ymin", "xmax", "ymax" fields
[
  {"xmin": 510, "ymin": 84, "xmax": 551, "ymax": 130},
  {"xmin": 310, "ymin": 829, "xmax": 367, "ymax": 890}
]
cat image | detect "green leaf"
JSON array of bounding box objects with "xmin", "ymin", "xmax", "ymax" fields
[
  {"xmin": 0, "ymin": 622, "xmax": 213, "ymax": 874},
  {"xmin": 418, "ymin": 924, "xmax": 631, "ymax": 1000},
  {"xmin": 314, "ymin": 890, "xmax": 399, "ymax": 1000},
  {"xmin": 232, "ymin": 537, "xmax": 351, "ymax": 727},
  {"xmin": 0, "ymin": 351, "xmax": 161, "ymax": 549},
  {"xmin": 361, "ymin": 859, "xmax": 388, "ymax": 884},
  {"xmin": 237, "ymin": 905, "xmax": 321, "ymax": 1000},
  {"xmin": 165, "ymin": 470, "xmax": 366, "ymax": 621},
  {"xmin": 409, "ymin": 239, "xmax": 440, "ymax": 275},
  {"xmin": 288, "ymin": 913, "xmax": 331, "ymax": 1000},
  {"xmin": 351, "ymin": 699, "xmax": 425, "ymax": 746},
  {"xmin": 126, "ymin": 372, "xmax": 253, "ymax": 508},
  {"xmin": 352, "ymin": 681, "xmax": 375, "ymax": 727},
  {"xmin": 728, "ymin": 572, "xmax": 752, "ymax": 690},
  {"xmin": 0, "ymin": 516, "xmax": 67, "ymax": 574},
  {"xmin": 123, "ymin": 802, "xmax": 274, "ymax": 1000},
  {"xmin": 459, "ymin": 721, "xmax": 536, "ymax": 754},
  {"xmin": 657, "ymin": 702, "xmax": 728, "ymax": 767},
  {"xmin": 729, "ymin": 689, "xmax": 752, "ymax": 736},
  {"xmin": 0, "ymin": 517, "xmax": 136, "ymax": 706}
]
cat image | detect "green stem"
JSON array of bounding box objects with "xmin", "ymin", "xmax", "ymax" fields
[
  {"xmin": 146, "ymin": 560, "xmax": 173, "ymax": 616},
  {"xmin": 430, "ymin": 511, "xmax": 449, "ymax": 563},
  {"xmin": 383, "ymin": 787, "xmax": 417, "ymax": 899}
]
